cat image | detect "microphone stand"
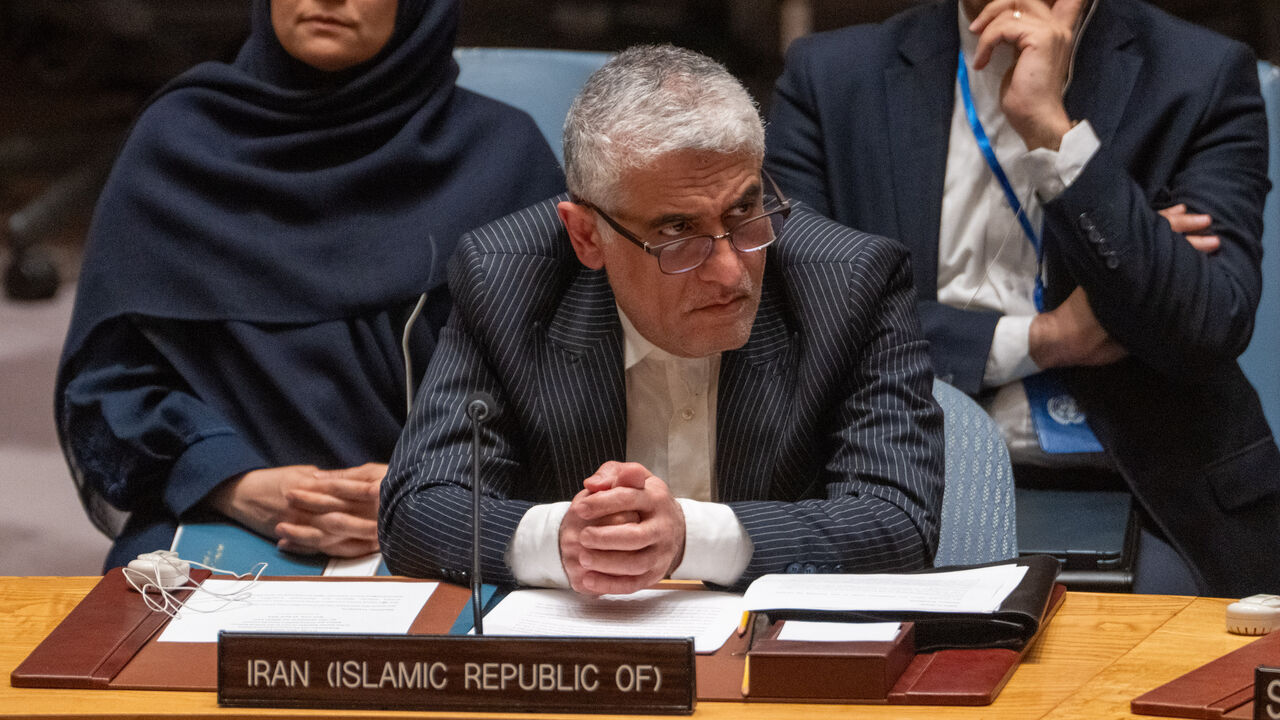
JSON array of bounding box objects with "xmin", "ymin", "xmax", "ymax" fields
[
  {"xmin": 464, "ymin": 392, "xmax": 494, "ymax": 635},
  {"xmin": 212, "ymin": 388, "xmax": 695, "ymax": 714}
]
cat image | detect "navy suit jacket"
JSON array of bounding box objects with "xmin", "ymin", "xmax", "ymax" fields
[
  {"xmin": 765, "ymin": 0, "xmax": 1280, "ymax": 595},
  {"xmin": 380, "ymin": 198, "xmax": 945, "ymax": 591}
]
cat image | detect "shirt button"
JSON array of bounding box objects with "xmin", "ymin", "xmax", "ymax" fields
[{"xmin": 680, "ymin": 407, "xmax": 695, "ymax": 421}]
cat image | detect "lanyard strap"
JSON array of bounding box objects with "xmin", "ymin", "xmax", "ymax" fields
[{"xmin": 957, "ymin": 49, "xmax": 1045, "ymax": 311}]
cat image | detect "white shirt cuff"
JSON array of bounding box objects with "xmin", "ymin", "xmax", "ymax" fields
[
  {"xmin": 984, "ymin": 314, "xmax": 1042, "ymax": 387},
  {"xmin": 670, "ymin": 499, "xmax": 753, "ymax": 586},
  {"xmin": 1031, "ymin": 120, "xmax": 1100, "ymax": 202},
  {"xmin": 505, "ymin": 501, "xmax": 572, "ymax": 588}
]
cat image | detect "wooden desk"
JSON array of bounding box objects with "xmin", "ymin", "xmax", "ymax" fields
[{"xmin": 0, "ymin": 577, "xmax": 1256, "ymax": 719}]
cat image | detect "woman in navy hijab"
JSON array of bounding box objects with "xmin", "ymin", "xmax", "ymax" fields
[{"xmin": 56, "ymin": 0, "xmax": 565, "ymax": 571}]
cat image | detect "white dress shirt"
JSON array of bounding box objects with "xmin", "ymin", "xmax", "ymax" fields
[
  {"xmin": 504, "ymin": 307, "xmax": 754, "ymax": 588},
  {"xmin": 939, "ymin": 3, "xmax": 1099, "ymax": 460}
]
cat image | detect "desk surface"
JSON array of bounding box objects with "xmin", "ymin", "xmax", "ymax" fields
[{"xmin": 0, "ymin": 576, "xmax": 1257, "ymax": 719}]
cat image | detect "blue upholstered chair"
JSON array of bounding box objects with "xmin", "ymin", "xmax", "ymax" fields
[
  {"xmin": 931, "ymin": 378, "xmax": 1018, "ymax": 567},
  {"xmin": 453, "ymin": 48, "xmax": 612, "ymax": 164},
  {"xmin": 1240, "ymin": 60, "xmax": 1280, "ymax": 441}
]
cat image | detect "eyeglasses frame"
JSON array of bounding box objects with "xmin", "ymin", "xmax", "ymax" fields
[{"xmin": 572, "ymin": 169, "xmax": 792, "ymax": 275}]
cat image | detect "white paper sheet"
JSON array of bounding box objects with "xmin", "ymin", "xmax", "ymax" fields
[
  {"xmin": 157, "ymin": 580, "xmax": 437, "ymax": 643},
  {"xmin": 322, "ymin": 552, "xmax": 383, "ymax": 576},
  {"xmin": 775, "ymin": 620, "xmax": 902, "ymax": 643},
  {"xmin": 742, "ymin": 565, "xmax": 1028, "ymax": 615},
  {"xmin": 480, "ymin": 588, "xmax": 745, "ymax": 653}
]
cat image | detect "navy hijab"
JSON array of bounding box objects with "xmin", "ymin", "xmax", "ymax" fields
[
  {"xmin": 64, "ymin": 0, "xmax": 560, "ymax": 350},
  {"xmin": 58, "ymin": 0, "xmax": 564, "ymax": 542}
]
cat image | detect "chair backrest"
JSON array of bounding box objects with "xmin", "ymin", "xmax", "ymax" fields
[
  {"xmin": 931, "ymin": 378, "xmax": 1018, "ymax": 567},
  {"xmin": 452, "ymin": 48, "xmax": 612, "ymax": 164},
  {"xmin": 1240, "ymin": 60, "xmax": 1280, "ymax": 438}
]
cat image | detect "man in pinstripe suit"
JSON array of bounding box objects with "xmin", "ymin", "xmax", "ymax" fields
[{"xmin": 380, "ymin": 45, "xmax": 945, "ymax": 595}]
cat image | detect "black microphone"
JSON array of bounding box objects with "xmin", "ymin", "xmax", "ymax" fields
[{"xmin": 464, "ymin": 391, "xmax": 496, "ymax": 635}]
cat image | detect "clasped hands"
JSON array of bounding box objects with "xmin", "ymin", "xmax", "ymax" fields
[
  {"xmin": 210, "ymin": 462, "xmax": 385, "ymax": 557},
  {"xmin": 559, "ymin": 461, "xmax": 687, "ymax": 595}
]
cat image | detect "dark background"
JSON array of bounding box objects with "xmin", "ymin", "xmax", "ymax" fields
[
  {"xmin": 1, "ymin": 0, "xmax": 1277, "ymax": 297},
  {"xmin": 0, "ymin": 0, "xmax": 1275, "ymax": 576},
  {"xmin": 457, "ymin": 0, "xmax": 1280, "ymax": 102}
]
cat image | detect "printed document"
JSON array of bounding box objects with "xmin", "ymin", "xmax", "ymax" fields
[
  {"xmin": 480, "ymin": 588, "xmax": 744, "ymax": 653},
  {"xmin": 743, "ymin": 564, "xmax": 1028, "ymax": 614},
  {"xmin": 157, "ymin": 580, "xmax": 437, "ymax": 643},
  {"xmin": 776, "ymin": 620, "xmax": 902, "ymax": 643}
]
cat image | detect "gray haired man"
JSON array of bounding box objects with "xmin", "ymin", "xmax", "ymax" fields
[{"xmin": 380, "ymin": 45, "xmax": 945, "ymax": 595}]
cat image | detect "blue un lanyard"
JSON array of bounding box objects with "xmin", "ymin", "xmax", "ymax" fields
[
  {"xmin": 959, "ymin": 51, "xmax": 1102, "ymax": 454},
  {"xmin": 957, "ymin": 49, "xmax": 1045, "ymax": 312}
]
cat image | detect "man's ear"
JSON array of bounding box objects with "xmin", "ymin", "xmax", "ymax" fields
[{"xmin": 558, "ymin": 201, "xmax": 606, "ymax": 270}]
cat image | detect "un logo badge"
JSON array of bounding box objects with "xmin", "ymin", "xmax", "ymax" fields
[{"xmin": 1047, "ymin": 394, "xmax": 1087, "ymax": 425}]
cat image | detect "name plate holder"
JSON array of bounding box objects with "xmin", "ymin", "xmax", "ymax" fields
[
  {"xmin": 217, "ymin": 632, "xmax": 695, "ymax": 715},
  {"xmin": 1255, "ymin": 666, "xmax": 1280, "ymax": 720}
]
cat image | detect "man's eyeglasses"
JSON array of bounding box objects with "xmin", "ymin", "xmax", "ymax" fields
[{"xmin": 575, "ymin": 171, "xmax": 792, "ymax": 275}]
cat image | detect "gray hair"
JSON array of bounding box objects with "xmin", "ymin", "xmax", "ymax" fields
[{"xmin": 562, "ymin": 45, "xmax": 765, "ymax": 210}]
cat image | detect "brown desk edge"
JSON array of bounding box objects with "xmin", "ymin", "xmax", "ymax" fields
[
  {"xmin": 1131, "ymin": 629, "xmax": 1280, "ymax": 719},
  {"xmin": 11, "ymin": 571, "xmax": 1065, "ymax": 705}
]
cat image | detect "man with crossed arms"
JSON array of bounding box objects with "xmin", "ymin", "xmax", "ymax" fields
[{"xmin": 765, "ymin": 0, "xmax": 1280, "ymax": 595}]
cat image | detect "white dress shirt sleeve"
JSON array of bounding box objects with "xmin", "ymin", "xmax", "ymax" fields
[
  {"xmin": 506, "ymin": 498, "xmax": 753, "ymax": 589},
  {"xmin": 670, "ymin": 498, "xmax": 753, "ymax": 586},
  {"xmin": 983, "ymin": 121, "xmax": 1101, "ymax": 385},
  {"xmin": 505, "ymin": 501, "xmax": 572, "ymax": 588},
  {"xmin": 984, "ymin": 314, "xmax": 1041, "ymax": 386},
  {"xmin": 1030, "ymin": 120, "xmax": 1100, "ymax": 202}
]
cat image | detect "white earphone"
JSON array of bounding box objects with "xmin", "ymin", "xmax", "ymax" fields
[
  {"xmin": 124, "ymin": 550, "xmax": 192, "ymax": 591},
  {"xmin": 123, "ymin": 550, "xmax": 267, "ymax": 618}
]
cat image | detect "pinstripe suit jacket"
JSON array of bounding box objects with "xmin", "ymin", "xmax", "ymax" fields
[{"xmin": 380, "ymin": 198, "xmax": 944, "ymax": 590}]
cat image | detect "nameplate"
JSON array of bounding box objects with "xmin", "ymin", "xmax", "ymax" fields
[
  {"xmin": 1255, "ymin": 666, "xmax": 1280, "ymax": 720},
  {"xmin": 217, "ymin": 632, "xmax": 695, "ymax": 715}
]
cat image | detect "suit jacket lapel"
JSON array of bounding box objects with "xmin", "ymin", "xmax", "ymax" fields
[
  {"xmin": 539, "ymin": 267, "xmax": 626, "ymax": 495},
  {"xmin": 1044, "ymin": 0, "xmax": 1139, "ymax": 304},
  {"xmin": 716, "ymin": 272, "xmax": 797, "ymax": 502},
  {"xmin": 1065, "ymin": 0, "xmax": 1139, "ymax": 149},
  {"xmin": 885, "ymin": 0, "xmax": 960, "ymax": 300}
]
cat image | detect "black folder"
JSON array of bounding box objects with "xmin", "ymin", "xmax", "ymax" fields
[{"xmin": 756, "ymin": 555, "xmax": 1060, "ymax": 652}]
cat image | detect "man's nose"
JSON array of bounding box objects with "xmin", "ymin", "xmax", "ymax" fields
[{"xmin": 695, "ymin": 235, "xmax": 746, "ymax": 285}]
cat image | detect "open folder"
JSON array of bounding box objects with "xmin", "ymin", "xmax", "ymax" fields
[
  {"xmin": 12, "ymin": 558, "xmax": 1064, "ymax": 705},
  {"xmin": 745, "ymin": 555, "xmax": 1060, "ymax": 652},
  {"xmin": 171, "ymin": 520, "xmax": 389, "ymax": 576}
]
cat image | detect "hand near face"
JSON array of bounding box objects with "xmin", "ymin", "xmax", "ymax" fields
[
  {"xmin": 559, "ymin": 461, "xmax": 687, "ymax": 595},
  {"xmin": 969, "ymin": 0, "xmax": 1086, "ymax": 150},
  {"xmin": 209, "ymin": 462, "xmax": 384, "ymax": 557}
]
